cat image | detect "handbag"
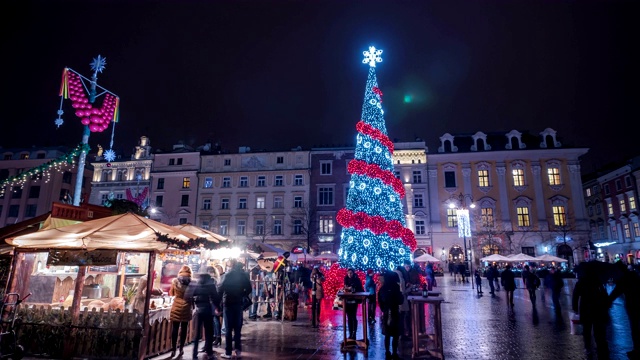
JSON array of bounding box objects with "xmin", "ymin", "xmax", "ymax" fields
[{"xmin": 242, "ymin": 294, "xmax": 252, "ymax": 311}]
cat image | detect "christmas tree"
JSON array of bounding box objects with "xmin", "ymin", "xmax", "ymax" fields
[{"xmin": 335, "ymin": 46, "xmax": 416, "ymax": 272}]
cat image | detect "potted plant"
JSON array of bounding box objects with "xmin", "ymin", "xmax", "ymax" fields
[{"xmin": 123, "ymin": 283, "xmax": 138, "ymax": 307}]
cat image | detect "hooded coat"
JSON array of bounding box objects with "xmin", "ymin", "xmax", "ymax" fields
[{"xmin": 170, "ymin": 265, "xmax": 193, "ymax": 322}]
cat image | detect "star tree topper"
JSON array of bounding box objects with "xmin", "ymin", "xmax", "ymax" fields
[{"xmin": 362, "ymin": 46, "xmax": 383, "ymax": 67}]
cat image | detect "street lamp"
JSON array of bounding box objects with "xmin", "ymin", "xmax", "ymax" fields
[{"xmin": 448, "ymin": 193, "xmax": 475, "ymax": 289}]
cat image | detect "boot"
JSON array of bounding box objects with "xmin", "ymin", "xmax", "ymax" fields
[{"xmin": 213, "ymin": 337, "xmax": 222, "ymax": 347}]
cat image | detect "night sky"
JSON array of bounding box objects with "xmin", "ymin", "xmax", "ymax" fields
[{"xmin": 2, "ymin": 0, "xmax": 637, "ymax": 174}]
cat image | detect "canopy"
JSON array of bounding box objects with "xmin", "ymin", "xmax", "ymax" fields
[
  {"xmin": 413, "ymin": 253, "xmax": 441, "ymax": 262},
  {"xmin": 314, "ymin": 253, "xmax": 339, "ymax": 261},
  {"xmin": 6, "ymin": 212, "xmax": 203, "ymax": 251},
  {"xmin": 535, "ymin": 254, "xmax": 568, "ymax": 263},
  {"xmin": 505, "ymin": 253, "xmax": 538, "ymax": 262},
  {"xmin": 173, "ymin": 224, "xmax": 230, "ymax": 244},
  {"xmin": 247, "ymin": 242, "xmax": 287, "ymax": 260},
  {"xmin": 479, "ymin": 254, "xmax": 511, "ymax": 262}
]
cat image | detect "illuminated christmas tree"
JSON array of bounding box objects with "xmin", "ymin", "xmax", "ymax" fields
[{"xmin": 335, "ymin": 46, "xmax": 416, "ymax": 272}]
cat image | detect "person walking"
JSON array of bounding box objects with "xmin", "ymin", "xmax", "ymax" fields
[
  {"xmin": 486, "ymin": 264, "xmax": 496, "ymax": 295},
  {"xmin": 608, "ymin": 261, "xmax": 640, "ymax": 359},
  {"xmin": 218, "ymin": 260, "xmax": 252, "ymax": 359},
  {"xmin": 364, "ymin": 269, "xmax": 377, "ymax": 324},
  {"xmin": 523, "ymin": 265, "xmax": 540, "ymax": 306},
  {"xmin": 501, "ymin": 264, "xmax": 516, "ymax": 309},
  {"xmin": 378, "ymin": 270, "xmax": 404, "ymax": 360},
  {"xmin": 211, "ymin": 265, "xmax": 224, "ymax": 348},
  {"xmin": 169, "ymin": 265, "xmax": 193, "ymax": 359},
  {"xmin": 310, "ymin": 266, "xmax": 325, "ymax": 328},
  {"xmin": 474, "ymin": 269, "xmax": 483, "ymax": 295},
  {"xmin": 343, "ymin": 268, "xmax": 365, "ymax": 340},
  {"xmin": 550, "ymin": 266, "xmax": 565, "ymax": 313},
  {"xmin": 425, "ymin": 262, "xmax": 436, "ymax": 291},
  {"xmin": 572, "ymin": 262, "xmax": 610, "ymax": 360},
  {"xmin": 394, "ymin": 265, "xmax": 411, "ymax": 340},
  {"xmin": 187, "ymin": 268, "xmax": 219, "ymax": 360}
]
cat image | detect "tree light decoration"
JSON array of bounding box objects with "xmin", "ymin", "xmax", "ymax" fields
[{"xmin": 325, "ymin": 46, "xmax": 414, "ymax": 299}]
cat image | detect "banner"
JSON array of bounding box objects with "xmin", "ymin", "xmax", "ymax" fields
[{"xmin": 47, "ymin": 249, "xmax": 118, "ymax": 266}]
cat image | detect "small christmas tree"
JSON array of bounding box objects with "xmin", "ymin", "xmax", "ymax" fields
[{"xmin": 336, "ymin": 46, "xmax": 416, "ymax": 272}]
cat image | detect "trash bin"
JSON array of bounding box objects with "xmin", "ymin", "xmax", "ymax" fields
[{"xmin": 284, "ymin": 298, "xmax": 298, "ymax": 321}]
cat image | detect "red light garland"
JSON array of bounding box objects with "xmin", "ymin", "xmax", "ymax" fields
[
  {"xmin": 347, "ymin": 159, "xmax": 405, "ymax": 198},
  {"xmin": 356, "ymin": 121, "xmax": 394, "ymax": 153},
  {"xmin": 336, "ymin": 208, "xmax": 417, "ymax": 251}
]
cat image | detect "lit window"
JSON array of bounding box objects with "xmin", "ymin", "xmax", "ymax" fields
[
  {"xmin": 275, "ymin": 175, "xmax": 284, "ymax": 186},
  {"xmin": 630, "ymin": 196, "xmax": 637, "ymax": 210},
  {"xmin": 318, "ymin": 187, "xmax": 334, "ymax": 205},
  {"xmin": 221, "ymin": 198, "xmax": 229, "ymax": 209},
  {"xmin": 446, "ymin": 209, "xmax": 457, "ymax": 228},
  {"xmin": 517, "ymin": 207, "xmax": 530, "ymax": 227},
  {"xmin": 294, "ymin": 196, "xmax": 303, "ymax": 208},
  {"xmin": 586, "ymin": 188, "xmax": 592, "ymax": 197},
  {"xmin": 204, "ymin": 177, "xmax": 213, "ymax": 188},
  {"xmin": 239, "ymin": 176, "xmax": 248, "ymax": 187},
  {"xmin": 547, "ymin": 167, "xmax": 561, "ymax": 186},
  {"xmin": 182, "ymin": 177, "xmax": 190, "ymax": 188},
  {"xmin": 256, "ymin": 196, "xmax": 265, "ymax": 209},
  {"xmin": 633, "ymin": 222, "xmax": 640, "ymax": 237},
  {"xmin": 294, "ymin": 174, "xmax": 304, "ymax": 186},
  {"xmin": 623, "ymin": 223, "xmax": 631, "ymax": 239},
  {"xmin": 415, "ymin": 220, "xmax": 425, "ymax": 235},
  {"xmin": 257, "ymin": 175, "xmax": 266, "ymax": 187},
  {"xmin": 512, "ymin": 168, "xmax": 525, "ymax": 187},
  {"xmin": 481, "ymin": 207, "xmax": 494, "ymax": 227},
  {"xmin": 478, "ymin": 170, "xmax": 490, "ymax": 187},
  {"xmin": 319, "ymin": 215, "xmax": 334, "ymax": 234},
  {"xmin": 222, "ymin": 177, "xmax": 231, "ymax": 188},
  {"xmin": 238, "ymin": 198, "xmax": 247, "ymax": 209},
  {"xmin": 412, "ymin": 171, "xmax": 422, "ymax": 183},
  {"xmin": 620, "ymin": 199, "xmax": 627, "ymax": 213},
  {"xmin": 608, "ymin": 203, "xmax": 614, "ymax": 216},
  {"xmin": 414, "ymin": 194, "xmax": 424, "ymax": 208},
  {"xmin": 553, "ymin": 206, "xmax": 567, "ymax": 227},
  {"xmin": 237, "ymin": 220, "xmax": 246, "ymax": 235}
]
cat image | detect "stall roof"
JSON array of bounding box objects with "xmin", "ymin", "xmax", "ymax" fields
[
  {"xmin": 6, "ymin": 212, "xmax": 203, "ymax": 251},
  {"xmin": 174, "ymin": 224, "xmax": 230, "ymax": 243}
]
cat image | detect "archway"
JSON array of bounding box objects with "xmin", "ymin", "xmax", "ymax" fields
[{"xmin": 557, "ymin": 244, "xmax": 574, "ymax": 268}]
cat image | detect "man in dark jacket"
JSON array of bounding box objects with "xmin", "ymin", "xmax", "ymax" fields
[
  {"xmin": 486, "ymin": 264, "xmax": 496, "ymax": 295},
  {"xmin": 549, "ymin": 266, "xmax": 564, "ymax": 313},
  {"xmin": 572, "ymin": 262, "xmax": 610, "ymax": 360},
  {"xmin": 608, "ymin": 261, "xmax": 639, "ymax": 359},
  {"xmin": 218, "ymin": 260, "xmax": 252, "ymax": 359},
  {"xmin": 343, "ymin": 268, "xmax": 365, "ymax": 340},
  {"xmin": 187, "ymin": 271, "xmax": 219, "ymax": 360}
]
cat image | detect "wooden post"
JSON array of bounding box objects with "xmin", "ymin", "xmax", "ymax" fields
[
  {"xmin": 5, "ymin": 249, "xmax": 22, "ymax": 295},
  {"xmin": 138, "ymin": 251, "xmax": 157, "ymax": 360},
  {"xmin": 63, "ymin": 265, "xmax": 87, "ymax": 359}
]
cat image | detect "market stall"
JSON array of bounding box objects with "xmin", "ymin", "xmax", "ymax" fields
[{"xmin": 5, "ymin": 213, "xmax": 232, "ymax": 360}]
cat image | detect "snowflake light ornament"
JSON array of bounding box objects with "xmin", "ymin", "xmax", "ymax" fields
[
  {"xmin": 103, "ymin": 149, "xmax": 116, "ymax": 162},
  {"xmin": 90, "ymin": 55, "xmax": 107, "ymax": 74},
  {"xmin": 54, "ymin": 109, "xmax": 64, "ymax": 128},
  {"xmin": 362, "ymin": 46, "xmax": 383, "ymax": 67}
]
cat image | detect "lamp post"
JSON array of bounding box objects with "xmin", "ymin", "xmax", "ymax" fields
[{"xmin": 448, "ymin": 193, "xmax": 475, "ymax": 289}]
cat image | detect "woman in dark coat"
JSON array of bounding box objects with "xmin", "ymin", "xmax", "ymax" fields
[
  {"xmin": 343, "ymin": 268, "xmax": 365, "ymax": 340},
  {"xmin": 378, "ymin": 270, "xmax": 404, "ymax": 359},
  {"xmin": 500, "ymin": 264, "xmax": 516, "ymax": 308}
]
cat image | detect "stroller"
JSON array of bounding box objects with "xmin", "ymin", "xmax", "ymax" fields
[{"xmin": 0, "ymin": 293, "xmax": 31, "ymax": 360}]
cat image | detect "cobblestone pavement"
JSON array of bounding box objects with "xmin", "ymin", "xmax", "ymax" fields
[{"xmin": 26, "ymin": 274, "xmax": 634, "ymax": 360}]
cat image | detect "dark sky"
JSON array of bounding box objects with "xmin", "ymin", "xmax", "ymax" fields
[{"xmin": 1, "ymin": 0, "xmax": 637, "ymax": 174}]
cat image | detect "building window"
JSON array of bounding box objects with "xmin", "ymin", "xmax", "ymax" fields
[
  {"xmin": 588, "ymin": 206, "xmax": 594, "ymax": 217},
  {"xmin": 25, "ymin": 204, "xmax": 37, "ymax": 217},
  {"xmin": 444, "ymin": 171, "xmax": 456, "ymax": 188},
  {"xmin": 181, "ymin": 195, "xmax": 189, "ymax": 207},
  {"xmin": 8, "ymin": 205, "xmax": 19, "ymax": 217},
  {"xmin": 625, "ymin": 175, "xmax": 632, "ymax": 188},
  {"xmin": 320, "ymin": 161, "xmax": 332, "ymax": 175},
  {"xmin": 203, "ymin": 199, "xmax": 211, "ymax": 210},
  {"xmin": 596, "ymin": 203, "xmax": 602, "ymax": 215},
  {"xmin": 319, "ymin": 215, "xmax": 334, "ymax": 234},
  {"xmin": 547, "ymin": 167, "xmax": 561, "ymax": 186},
  {"xmin": 204, "ymin": 177, "xmax": 213, "ymax": 188},
  {"xmin": 294, "ymin": 196, "xmax": 303, "ymax": 208},
  {"xmin": 255, "ymin": 220, "xmax": 265, "ymax": 235},
  {"xmin": 20, "ymin": 153, "xmax": 29, "ymax": 160},
  {"xmin": 276, "ymin": 156, "xmax": 284, "ymax": 164},
  {"xmin": 62, "ymin": 171, "xmax": 73, "ymax": 184},
  {"xmin": 620, "ymin": 199, "xmax": 627, "ymax": 213},
  {"xmin": 155, "ymin": 195, "xmax": 163, "ymax": 207},
  {"xmin": 239, "ymin": 176, "xmax": 248, "ymax": 187},
  {"xmin": 237, "ymin": 220, "xmax": 246, "ymax": 235},
  {"xmin": 633, "ymin": 222, "xmax": 640, "ymax": 238},
  {"xmin": 12, "ymin": 188, "xmax": 22, "ymax": 199},
  {"xmin": 257, "ymin": 176, "xmax": 266, "ymax": 187},
  {"xmin": 294, "ymin": 174, "xmax": 304, "ymax": 186},
  {"xmin": 222, "ymin": 177, "xmax": 231, "ymax": 188},
  {"xmin": 608, "ymin": 203, "xmax": 614, "ymax": 216},
  {"xmin": 273, "ymin": 196, "xmax": 283, "ymax": 208},
  {"xmin": 117, "ymin": 170, "xmax": 126, "ymax": 181},
  {"xmin": 517, "ymin": 207, "xmax": 530, "ymax": 227},
  {"xmin": 293, "ymin": 219, "xmax": 302, "ymax": 235},
  {"xmin": 256, "ymin": 196, "xmax": 265, "ymax": 209},
  {"xmin": 273, "ymin": 219, "xmax": 282, "ymax": 235},
  {"xmin": 201, "ymin": 221, "xmax": 210, "ymax": 230},
  {"xmin": 412, "ymin": 171, "xmax": 422, "ymax": 184},
  {"xmin": 586, "ymin": 188, "xmax": 592, "ymax": 197},
  {"xmin": 219, "ymin": 220, "xmax": 228, "ymax": 235},
  {"xmin": 521, "ymin": 247, "xmax": 535, "ymax": 257},
  {"xmin": 478, "ymin": 170, "xmax": 490, "ymax": 187},
  {"xmin": 275, "ymin": 175, "xmax": 284, "ymax": 186},
  {"xmin": 394, "ymin": 171, "xmax": 400, "ymax": 179},
  {"xmin": 413, "ymin": 194, "xmax": 424, "ymax": 208},
  {"xmin": 415, "ymin": 220, "xmax": 425, "ymax": 235},
  {"xmin": 221, "ymin": 198, "xmax": 229, "ymax": 209},
  {"xmin": 29, "ymin": 186, "xmax": 40, "ymax": 198},
  {"xmin": 552, "ymin": 206, "xmax": 567, "ymax": 227},
  {"xmin": 615, "ymin": 179, "xmax": 622, "ymax": 191},
  {"xmin": 238, "ymin": 198, "xmax": 247, "ymax": 209},
  {"xmin": 169, "ymin": 159, "xmax": 175, "ymax": 165},
  {"xmin": 512, "ymin": 168, "xmax": 525, "ymax": 187},
  {"xmin": 604, "ymin": 184, "xmax": 610, "ymax": 195},
  {"xmin": 179, "ymin": 218, "xmax": 187, "ymax": 225},
  {"xmin": 611, "ymin": 225, "xmax": 618, "ymax": 240},
  {"xmin": 599, "ymin": 223, "xmax": 606, "ymax": 239},
  {"xmin": 630, "ymin": 196, "xmax": 637, "ymax": 211},
  {"xmin": 446, "ymin": 208, "xmax": 457, "ymax": 228},
  {"xmin": 318, "ymin": 187, "xmax": 334, "ymax": 206},
  {"xmin": 623, "ymin": 223, "xmax": 631, "ymax": 239},
  {"xmin": 182, "ymin": 177, "xmax": 190, "ymax": 188},
  {"xmin": 481, "ymin": 207, "xmax": 494, "ymax": 227},
  {"xmin": 157, "ymin": 178, "xmax": 165, "ymax": 189},
  {"xmin": 224, "ymin": 159, "xmax": 231, "ymax": 166}
]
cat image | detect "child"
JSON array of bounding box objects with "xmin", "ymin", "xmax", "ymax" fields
[{"xmin": 474, "ymin": 269, "xmax": 483, "ymax": 295}]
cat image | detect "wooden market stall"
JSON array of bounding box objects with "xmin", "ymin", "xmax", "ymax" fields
[{"xmin": 5, "ymin": 212, "xmax": 231, "ymax": 360}]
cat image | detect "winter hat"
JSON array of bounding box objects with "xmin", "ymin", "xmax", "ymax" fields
[
  {"xmin": 178, "ymin": 265, "xmax": 192, "ymax": 278},
  {"xmin": 366, "ymin": 269, "xmax": 374, "ymax": 275}
]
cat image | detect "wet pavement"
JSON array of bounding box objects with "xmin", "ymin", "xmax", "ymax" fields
[{"xmin": 28, "ymin": 274, "xmax": 635, "ymax": 360}]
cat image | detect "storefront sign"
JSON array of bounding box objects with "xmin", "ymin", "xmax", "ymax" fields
[{"xmin": 47, "ymin": 249, "xmax": 118, "ymax": 266}]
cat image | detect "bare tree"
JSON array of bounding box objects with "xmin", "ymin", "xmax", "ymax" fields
[
  {"xmin": 249, "ymin": 217, "xmax": 274, "ymax": 243},
  {"xmin": 290, "ymin": 202, "xmax": 318, "ymax": 254}
]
